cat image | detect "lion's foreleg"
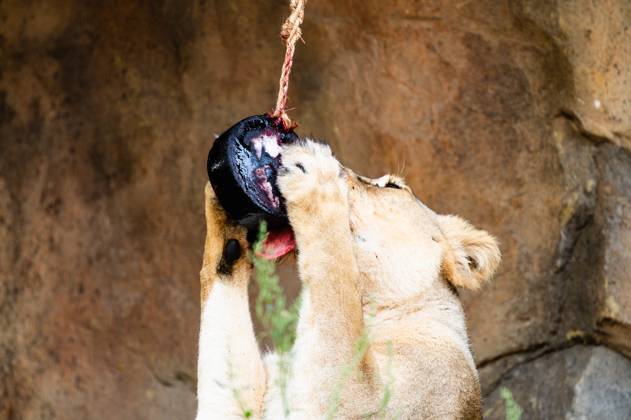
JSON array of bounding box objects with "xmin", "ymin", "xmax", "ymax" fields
[
  {"xmin": 277, "ymin": 143, "xmax": 376, "ymax": 413},
  {"xmin": 196, "ymin": 184, "xmax": 265, "ymax": 420}
]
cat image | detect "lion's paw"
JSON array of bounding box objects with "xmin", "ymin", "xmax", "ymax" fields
[
  {"xmin": 202, "ymin": 183, "xmax": 248, "ymax": 276},
  {"xmin": 277, "ymin": 140, "xmax": 347, "ymax": 211}
]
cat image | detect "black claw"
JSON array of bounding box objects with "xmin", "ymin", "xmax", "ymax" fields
[
  {"xmin": 295, "ymin": 163, "xmax": 306, "ymax": 173},
  {"xmin": 217, "ymin": 239, "xmax": 242, "ymax": 275}
]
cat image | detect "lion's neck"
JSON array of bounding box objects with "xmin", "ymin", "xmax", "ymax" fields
[{"xmin": 364, "ymin": 284, "xmax": 475, "ymax": 369}]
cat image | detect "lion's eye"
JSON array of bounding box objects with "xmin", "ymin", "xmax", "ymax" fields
[{"xmin": 385, "ymin": 182, "xmax": 401, "ymax": 189}]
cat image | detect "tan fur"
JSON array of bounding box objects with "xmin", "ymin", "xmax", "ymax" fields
[
  {"xmin": 438, "ymin": 215, "xmax": 501, "ymax": 291},
  {"xmin": 196, "ymin": 186, "xmax": 266, "ymax": 419},
  {"xmin": 196, "ymin": 140, "xmax": 500, "ymax": 419}
]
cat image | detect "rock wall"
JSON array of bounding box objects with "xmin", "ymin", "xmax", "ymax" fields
[{"xmin": 1, "ymin": 1, "xmax": 630, "ymax": 418}]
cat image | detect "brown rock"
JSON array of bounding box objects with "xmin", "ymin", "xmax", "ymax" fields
[
  {"xmin": 593, "ymin": 145, "xmax": 631, "ymax": 357},
  {"xmin": 0, "ymin": 0, "xmax": 630, "ymax": 418},
  {"xmin": 515, "ymin": 0, "xmax": 631, "ymax": 150},
  {"xmin": 483, "ymin": 345, "xmax": 631, "ymax": 420}
]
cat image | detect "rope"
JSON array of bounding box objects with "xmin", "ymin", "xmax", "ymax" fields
[{"xmin": 271, "ymin": 0, "xmax": 307, "ymax": 129}]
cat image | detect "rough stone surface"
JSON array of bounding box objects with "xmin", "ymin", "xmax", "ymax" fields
[
  {"xmin": 515, "ymin": 0, "xmax": 631, "ymax": 150},
  {"xmin": 484, "ymin": 345, "xmax": 631, "ymax": 420},
  {"xmin": 0, "ymin": 1, "xmax": 630, "ymax": 419}
]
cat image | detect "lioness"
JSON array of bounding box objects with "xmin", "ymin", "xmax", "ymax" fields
[{"xmin": 196, "ymin": 140, "xmax": 500, "ymax": 419}]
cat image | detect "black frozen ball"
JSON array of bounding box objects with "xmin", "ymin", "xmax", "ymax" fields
[{"xmin": 207, "ymin": 114, "xmax": 299, "ymax": 229}]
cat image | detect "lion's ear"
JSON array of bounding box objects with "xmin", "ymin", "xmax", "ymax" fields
[{"xmin": 437, "ymin": 215, "xmax": 500, "ymax": 290}]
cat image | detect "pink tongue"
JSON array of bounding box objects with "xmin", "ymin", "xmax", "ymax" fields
[{"xmin": 257, "ymin": 227, "xmax": 296, "ymax": 260}]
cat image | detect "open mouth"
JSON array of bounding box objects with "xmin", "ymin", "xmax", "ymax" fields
[
  {"xmin": 246, "ymin": 129, "xmax": 297, "ymax": 260},
  {"xmin": 246, "ymin": 129, "xmax": 285, "ymax": 213},
  {"xmin": 257, "ymin": 226, "xmax": 296, "ymax": 260}
]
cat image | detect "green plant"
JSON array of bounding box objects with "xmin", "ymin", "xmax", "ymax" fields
[
  {"xmin": 500, "ymin": 387, "xmax": 523, "ymax": 420},
  {"xmin": 226, "ymin": 356, "xmax": 254, "ymax": 419},
  {"xmin": 251, "ymin": 221, "xmax": 300, "ymax": 416},
  {"xmin": 252, "ymin": 221, "xmax": 300, "ymax": 353}
]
